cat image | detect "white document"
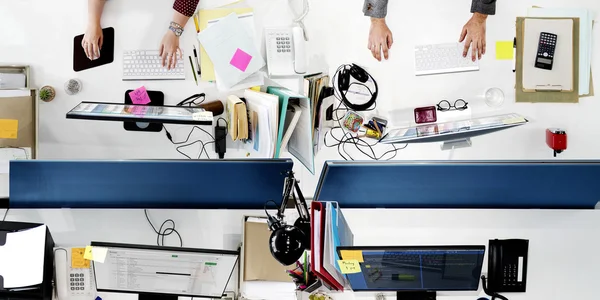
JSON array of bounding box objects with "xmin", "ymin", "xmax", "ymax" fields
[
  {"xmin": 0, "ymin": 225, "xmax": 47, "ymax": 288},
  {"xmin": 0, "ymin": 147, "xmax": 31, "ymax": 174},
  {"xmin": 244, "ymin": 96, "xmax": 273, "ymax": 158},
  {"xmin": 242, "ymin": 281, "xmax": 296, "ymax": 300},
  {"xmin": 198, "ymin": 13, "xmax": 265, "ymax": 90},
  {"xmin": 287, "ymin": 97, "xmax": 314, "ymax": 174},
  {"xmin": 216, "ymin": 71, "xmax": 264, "ymax": 92},
  {"xmin": 523, "ymin": 19, "xmax": 574, "ymax": 91},
  {"xmin": 527, "ymin": 8, "xmax": 593, "ymax": 95},
  {"xmin": 313, "ymin": 209, "xmax": 321, "ymax": 272},
  {"xmin": 244, "ymin": 89, "xmax": 279, "ymax": 157}
]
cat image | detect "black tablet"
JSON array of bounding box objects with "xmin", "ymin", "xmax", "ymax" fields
[{"xmin": 73, "ymin": 27, "xmax": 115, "ymax": 72}]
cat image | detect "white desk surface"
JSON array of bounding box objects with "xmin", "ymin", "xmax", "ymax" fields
[{"xmin": 2, "ymin": 0, "xmax": 600, "ymax": 299}]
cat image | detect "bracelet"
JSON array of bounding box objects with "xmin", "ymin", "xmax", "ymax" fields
[{"xmin": 170, "ymin": 21, "xmax": 183, "ymax": 30}]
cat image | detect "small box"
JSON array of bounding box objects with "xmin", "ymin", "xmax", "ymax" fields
[{"xmin": 414, "ymin": 106, "xmax": 437, "ymax": 124}]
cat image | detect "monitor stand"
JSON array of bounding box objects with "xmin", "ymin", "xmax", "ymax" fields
[
  {"xmin": 139, "ymin": 293, "xmax": 178, "ymax": 300},
  {"xmin": 396, "ymin": 291, "xmax": 436, "ymax": 300}
]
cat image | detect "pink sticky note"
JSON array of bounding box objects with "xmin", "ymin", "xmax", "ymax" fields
[
  {"xmin": 129, "ymin": 86, "xmax": 151, "ymax": 105},
  {"xmin": 230, "ymin": 48, "xmax": 252, "ymax": 72}
]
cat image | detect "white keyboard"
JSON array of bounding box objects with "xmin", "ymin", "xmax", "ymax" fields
[
  {"xmin": 122, "ymin": 50, "xmax": 185, "ymax": 81},
  {"xmin": 414, "ymin": 43, "xmax": 479, "ymax": 76}
]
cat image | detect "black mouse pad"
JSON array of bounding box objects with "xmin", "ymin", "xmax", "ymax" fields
[
  {"xmin": 123, "ymin": 89, "xmax": 165, "ymax": 132},
  {"xmin": 73, "ymin": 27, "xmax": 115, "ymax": 72}
]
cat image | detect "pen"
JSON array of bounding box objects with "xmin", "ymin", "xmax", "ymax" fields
[
  {"xmin": 193, "ymin": 12, "xmax": 200, "ymax": 33},
  {"xmin": 193, "ymin": 45, "xmax": 201, "ymax": 76},
  {"xmin": 512, "ymin": 37, "xmax": 517, "ymax": 73},
  {"xmin": 188, "ymin": 56, "xmax": 198, "ymax": 85}
]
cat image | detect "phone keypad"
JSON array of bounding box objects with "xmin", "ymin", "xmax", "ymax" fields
[
  {"xmin": 276, "ymin": 36, "xmax": 292, "ymax": 53},
  {"xmin": 537, "ymin": 32, "xmax": 557, "ymax": 58},
  {"xmin": 69, "ymin": 272, "xmax": 87, "ymax": 292}
]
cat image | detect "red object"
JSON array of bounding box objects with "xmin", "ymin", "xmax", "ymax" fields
[
  {"xmin": 414, "ymin": 106, "xmax": 437, "ymax": 124},
  {"xmin": 546, "ymin": 128, "xmax": 567, "ymax": 157},
  {"xmin": 310, "ymin": 202, "xmax": 344, "ymax": 291}
]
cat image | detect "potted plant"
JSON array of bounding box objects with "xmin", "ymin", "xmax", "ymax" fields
[
  {"xmin": 64, "ymin": 79, "xmax": 82, "ymax": 95},
  {"xmin": 39, "ymin": 85, "xmax": 56, "ymax": 102}
]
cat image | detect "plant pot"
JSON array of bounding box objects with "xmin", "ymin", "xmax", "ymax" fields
[
  {"xmin": 64, "ymin": 79, "xmax": 82, "ymax": 95},
  {"xmin": 39, "ymin": 85, "xmax": 56, "ymax": 102}
]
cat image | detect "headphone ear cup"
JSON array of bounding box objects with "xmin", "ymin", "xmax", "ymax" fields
[
  {"xmin": 350, "ymin": 64, "xmax": 369, "ymax": 83},
  {"xmin": 338, "ymin": 67, "xmax": 350, "ymax": 91}
]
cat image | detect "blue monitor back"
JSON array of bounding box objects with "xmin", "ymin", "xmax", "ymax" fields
[
  {"xmin": 9, "ymin": 159, "xmax": 293, "ymax": 209},
  {"xmin": 314, "ymin": 160, "xmax": 600, "ymax": 209}
]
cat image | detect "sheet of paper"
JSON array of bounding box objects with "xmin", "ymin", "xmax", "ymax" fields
[
  {"xmin": 496, "ymin": 41, "xmax": 514, "ymax": 60},
  {"xmin": 129, "ymin": 86, "xmax": 151, "ymax": 105},
  {"xmin": 242, "ymin": 281, "xmax": 296, "ymax": 300},
  {"xmin": 216, "ymin": 70, "xmax": 264, "ymax": 92},
  {"xmin": 0, "ymin": 147, "xmax": 30, "ymax": 174},
  {"xmin": 0, "ymin": 90, "xmax": 31, "ymax": 97},
  {"xmin": 197, "ymin": 0, "xmax": 242, "ymax": 10},
  {"xmin": 528, "ymin": 7, "xmax": 593, "ymax": 95},
  {"xmin": 71, "ymin": 248, "xmax": 90, "ymax": 268},
  {"xmin": 0, "ymin": 225, "xmax": 47, "ymax": 288},
  {"xmin": 198, "ymin": 9, "xmax": 255, "ymax": 81},
  {"xmin": 244, "ymin": 97, "xmax": 272, "ymax": 158},
  {"xmin": 287, "ymin": 96, "xmax": 315, "ymax": 174},
  {"xmin": 0, "ymin": 119, "xmax": 18, "ymax": 139},
  {"xmin": 198, "ymin": 13, "xmax": 265, "ymax": 90},
  {"xmin": 522, "ymin": 19, "xmax": 573, "ymax": 91},
  {"xmin": 340, "ymin": 250, "xmax": 364, "ymax": 262},
  {"xmin": 91, "ymin": 247, "xmax": 108, "ymax": 263},
  {"xmin": 338, "ymin": 260, "xmax": 361, "ymax": 274}
]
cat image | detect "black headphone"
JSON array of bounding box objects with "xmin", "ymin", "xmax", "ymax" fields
[{"xmin": 336, "ymin": 63, "xmax": 378, "ymax": 111}]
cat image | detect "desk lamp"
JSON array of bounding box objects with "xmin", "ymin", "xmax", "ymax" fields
[{"xmin": 266, "ymin": 171, "xmax": 311, "ymax": 266}]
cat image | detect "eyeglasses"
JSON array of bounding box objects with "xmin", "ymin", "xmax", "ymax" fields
[{"xmin": 437, "ymin": 99, "xmax": 468, "ymax": 111}]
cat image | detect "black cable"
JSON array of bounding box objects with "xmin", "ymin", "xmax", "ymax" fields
[
  {"xmin": 144, "ymin": 209, "xmax": 183, "ymax": 247},
  {"xmin": 481, "ymin": 275, "xmax": 509, "ymax": 300},
  {"xmin": 322, "ymin": 66, "xmax": 407, "ymax": 160}
]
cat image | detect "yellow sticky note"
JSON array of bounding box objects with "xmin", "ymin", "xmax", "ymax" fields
[
  {"xmin": 83, "ymin": 246, "xmax": 94, "ymax": 261},
  {"xmin": 0, "ymin": 119, "xmax": 18, "ymax": 139},
  {"xmin": 250, "ymin": 86, "xmax": 261, "ymax": 92},
  {"xmin": 337, "ymin": 260, "xmax": 361, "ymax": 274},
  {"xmin": 71, "ymin": 248, "xmax": 90, "ymax": 268},
  {"xmin": 340, "ymin": 250, "xmax": 364, "ymax": 262},
  {"xmin": 496, "ymin": 41, "xmax": 514, "ymax": 60}
]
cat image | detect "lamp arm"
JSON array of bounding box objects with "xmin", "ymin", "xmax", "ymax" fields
[{"xmin": 277, "ymin": 171, "xmax": 310, "ymax": 222}]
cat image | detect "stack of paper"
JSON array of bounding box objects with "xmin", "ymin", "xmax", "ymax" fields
[
  {"xmin": 528, "ymin": 7, "xmax": 594, "ymax": 96},
  {"xmin": 226, "ymin": 95, "xmax": 249, "ymax": 141},
  {"xmin": 197, "ymin": 9, "xmax": 265, "ymax": 91}
]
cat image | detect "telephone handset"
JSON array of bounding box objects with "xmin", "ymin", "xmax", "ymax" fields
[
  {"xmin": 265, "ymin": 26, "xmax": 307, "ymax": 77},
  {"xmin": 482, "ymin": 239, "xmax": 529, "ymax": 300},
  {"xmin": 54, "ymin": 248, "xmax": 96, "ymax": 300}
]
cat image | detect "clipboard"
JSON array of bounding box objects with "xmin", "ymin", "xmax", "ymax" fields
[{"xmin": 516, "ymin": 17, "xmax": 580, "ymax": 103}]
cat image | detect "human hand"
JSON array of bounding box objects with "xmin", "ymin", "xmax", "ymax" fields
[
  {"xmin": 82, "ymin": 22, "xmax": 103, "ymax": 60},
  {"xmin": 159, "ymin": 30, "xmax": 182, "ymax": 70},
  {"xmin": 368, "ymin": 18, "xmax": 393, "ymax": 61},
  {"xmin": 459, "ymin": 13, "xmax": 488, "ymax": 61}
]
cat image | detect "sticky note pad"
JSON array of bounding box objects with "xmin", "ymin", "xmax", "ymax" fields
[
  {"xmin": 129, "ymin": 86, "xmax": 151, "ymax": 105},
  {"xmin": 496, "ymin": 41, "xmax": 514, "ymax": 60},
  {"xmin": 0, "ymin": 119, "xmax": 18, "ymax": 139},
  {"xmin": 338, "ymin": 260, "xmax": 361, "ymax": 274},
  {"xmin": 230, "ymin": 48, "xmax": 252, "ymax": 72},
  {"xmin": 83, "ymin": 246, "xmax": 94, "ymax": 261},
  {"xmin": 340, "ymin": 250, "xmax": 364, "ymax": 262},
  {"xmin": 71, "ymin": 248, "xmax": 90, "ymax": 268}
]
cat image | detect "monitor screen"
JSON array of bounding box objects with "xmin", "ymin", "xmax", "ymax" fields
[
  {"xmin": 92, "ymin": 242, "xmax": 239, "ymax": 298},
  {"xmin": 338, "ymin": 246, "xmax": 485, "ymax": 292}
]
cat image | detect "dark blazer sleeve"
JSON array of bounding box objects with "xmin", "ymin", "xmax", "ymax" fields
[
  {"xmin": 471, "ymin": 0, "xmax": 496, "ymax": 15},
  {"xmin": 363, "ymin": 0, "xmax": 389, "ymax": 18},
  {"xmin": 173, "ymin": 0, "xmax": 199, "ymax": 17}
]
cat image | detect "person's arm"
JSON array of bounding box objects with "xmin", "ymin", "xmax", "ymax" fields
[
  {"xmin": 82, "ymin": 0, "xmax": 106, "ymax": 60},
  {"xmin": 364, "ymin": 0, "xmax": 393, "ymax": 61},
  {"xmin": 459, "ymin": 0, "xmax": 497, "ymax": 61},
  {"xmin": 159, "ymin": 0, "xmax": 199, "ymax": 69}
]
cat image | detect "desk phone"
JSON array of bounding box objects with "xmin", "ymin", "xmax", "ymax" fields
[
  {"xmin": 54, "ymin": 247, "xmax": 96, "ymax": 300},
  {"xmin": 264, "ymin": 27, "xmax": 307, "ymax": 77}
]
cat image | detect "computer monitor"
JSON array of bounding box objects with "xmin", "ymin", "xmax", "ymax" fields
[
  {"xmin": 337, "ymin": 246, "xmax": 485, "ymax": 299},
  {"xmin": 91, "ymin": 242, "xmax": 239, "ymax": 300}
]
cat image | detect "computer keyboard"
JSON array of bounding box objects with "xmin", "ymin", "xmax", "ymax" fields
[
  {"xmin": 414, "ymin": 43, "xmax": 479, "ymax": 76},
  {"xmin": 122, "ymin": 50, "xmax": 185, "ymax": 81}
]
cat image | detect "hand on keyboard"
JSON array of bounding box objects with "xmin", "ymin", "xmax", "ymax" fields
[
  {"xmin": 459, "ymin": 12, "xmax": 488, "ymax": 62},
  {"xmin": 159, "ymin": 31, "xmax": 183, "ymax": 70},
  {"xmin": 368, "ymin": 18, "xmax": 394, "ymax": 61}
]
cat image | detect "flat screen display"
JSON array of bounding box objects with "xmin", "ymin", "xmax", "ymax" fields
[{"xmin": 338, "ymin": 246, "xmax": 485, "ymax": 291}]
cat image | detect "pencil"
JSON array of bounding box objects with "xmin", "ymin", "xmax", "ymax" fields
[
  {"xmin": 188, "ymin": 56, "xmax": 198, "ymax": 85},
  {"xmin": 193, "ymin": 13, "xmax": 200, "ymax": 33}
]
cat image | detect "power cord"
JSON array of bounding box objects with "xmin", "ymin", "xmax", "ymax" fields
[
  {"xmin": 288, "ymin": 0, "xmax": 310, "ymax": 40},
  {"xmin": 144, "ymin": 209, "xmax": 183, "ymax": 247},
  {"xmin": 323, "ymin": 65, "xmax": 407, "ymax": 160},
  {"xmin": 481, "ymin": 275, "xmax": 509, "ymax": 300}
]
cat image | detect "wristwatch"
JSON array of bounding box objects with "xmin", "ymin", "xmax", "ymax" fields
[{"xmin": 169, "ymin": 21, "xmax": 183, "ymax": 37}]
